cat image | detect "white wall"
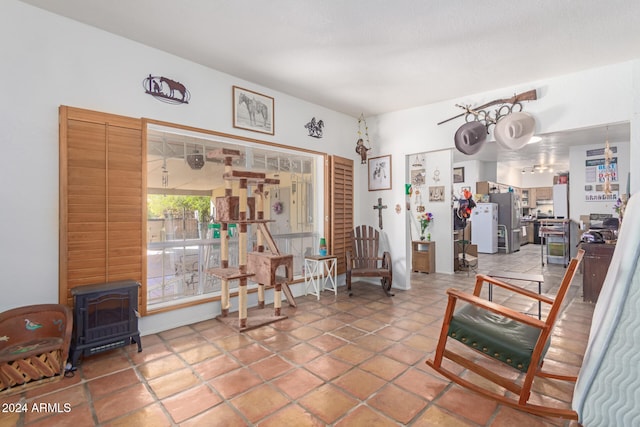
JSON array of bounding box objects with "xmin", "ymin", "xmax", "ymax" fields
[
  {"xmin": 367, "ymin": 61, "xmax": 638, "ymax": 278},
  {"xmin": 452, "ymin": 160, "xmax": 480, "ymax": 197},
  {"xmin": 569, "ymin": 141, "xmax": 631, "ymax": 219},
  {"xmin": 0, "ymin": 1, "xmax": 358, "ymax": 333},
  {"xmin": 633, "ymin": 62, "xmax": 640, "ymax": 194},
  {"xmin": 521, "ymin": 171, "xmax": 555, "ymax": 188},
  {"xmin": 407, "ymin": 149, "xmax": 454, "ymax": 278},
  {"xmin": 496, "ymin": 167, "xmax": 524, "ymax": 190}
]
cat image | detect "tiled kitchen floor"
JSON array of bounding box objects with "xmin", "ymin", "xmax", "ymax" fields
[{"xmin": 0, "ymin": 244, "xmax": 593, "ymax": 426}]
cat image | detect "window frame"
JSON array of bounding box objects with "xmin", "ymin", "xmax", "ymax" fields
[{"xmin": 143, "ymin": 119, "xmax": 328, "ymax": 314}]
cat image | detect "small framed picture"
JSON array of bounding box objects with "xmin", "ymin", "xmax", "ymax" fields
[
  {"xmin": 453, "ymin": 167, "xmax": 465, "ymax": 183},
  {"xmin": 411, "ymin": 169, "xmax": 426, "ymax": 186},
  {"xmin": 368, "ymin": 155, "xmax": 392, "ymax": 191},
  {"xmin": 233, "ymin": 86, "xmax": 274, "ymax": 135},
  {"xmin": 461, "ymin": 186, "xmax": 471, "ymax": 193},
  {"xmin": 429, "ymin": 185, "xmax": 445, "ymax": 202}
]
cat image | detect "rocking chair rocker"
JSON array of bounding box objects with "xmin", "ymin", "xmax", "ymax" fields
[{"xmin": 426, "ymin": 249, "xmax": 584, "ymax": 419}]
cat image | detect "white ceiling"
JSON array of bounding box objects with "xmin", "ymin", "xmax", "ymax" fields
[{"xmin": 20, "ymin": 0, "xmax": 639, "ymax": 170}]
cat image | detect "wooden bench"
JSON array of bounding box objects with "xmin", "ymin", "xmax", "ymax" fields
[{"xmin": 0, "ymin": 304, "xmax": 72, "ymax": 391}]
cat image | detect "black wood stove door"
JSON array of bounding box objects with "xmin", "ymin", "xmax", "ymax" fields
[{"xmin": 70, "ymin": 280, "xmax": 142, "ymax": 367}]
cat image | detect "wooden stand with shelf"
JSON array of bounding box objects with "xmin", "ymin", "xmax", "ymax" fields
[{"xmin": 412, "ymin": 241, "xmax": 436, "ymax": 274}]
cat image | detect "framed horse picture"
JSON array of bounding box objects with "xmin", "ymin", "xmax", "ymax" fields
[
  {"xmin": 233, "ymin": 86, "xmax": 275, "ymax": 135},
  {"xmin": 368, "ymin": 154, "xmax": 392, "ymax": 191}
]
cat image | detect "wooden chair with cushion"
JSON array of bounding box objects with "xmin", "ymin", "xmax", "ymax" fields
[
  {"xmin": 345, "ymin": 225, "xmax": 393, "ymax": 297},
  {"xmin": 426, "ymin": 249, "xmax": 584, "ymax": 419}
]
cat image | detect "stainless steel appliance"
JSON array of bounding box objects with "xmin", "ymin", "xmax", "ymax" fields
[{"xmin": 489, "ymin": 192, "xmax": 521, "ymax": 253}]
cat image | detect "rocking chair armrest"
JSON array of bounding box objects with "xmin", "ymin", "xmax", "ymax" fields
[
  {"xmin": 446, "ymin": 288, "xmax": 547, "ymax": 329},
  {"xmin": 474, "ymin": 274, "xmax": 554, "ymax": 305}
]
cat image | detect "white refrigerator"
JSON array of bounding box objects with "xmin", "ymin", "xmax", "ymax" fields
[
  {"xmin": 553, "ymin": 183, "xmax": 569, "ymax": 219},
  {"xmin": 471, "ymin": 203, "xmax": 498, "ymax": 253}
]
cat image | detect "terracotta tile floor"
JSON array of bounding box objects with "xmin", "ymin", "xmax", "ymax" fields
[{"xmin": 1, "ymin": 245, "xmax": 593, "ymax": 426}]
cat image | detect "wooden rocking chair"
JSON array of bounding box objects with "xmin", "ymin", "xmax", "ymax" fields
[
  {"xmin": 426, "ymin": 249, "xmax": 585, "ymax": 419},
  {"xmin": 345, "ymin": 225, "xmax": 393, "ymax": 297}
]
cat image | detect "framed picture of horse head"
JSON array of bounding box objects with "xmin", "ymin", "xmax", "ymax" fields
[{"xmin": 233, "ymin": 86, "xmax": 275, "ymax": 135}]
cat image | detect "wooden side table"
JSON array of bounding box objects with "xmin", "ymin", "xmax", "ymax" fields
[
  {"xmin": 304, "ymin": 255, "xmax": 338, "ymax": 299},
  {"xmin": 412, "ymin": 241, "xmax": 435, "ymax": 274},
  {"xmin": 582, "ymin": 243, "xmax": 615, "ymax": 303}
]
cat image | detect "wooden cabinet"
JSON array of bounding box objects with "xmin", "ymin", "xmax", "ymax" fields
[
  {"xmin": 582, "ymin": 243, "xmax": 616, "ymax": 303},
  {"xmin": 454, "ymin": 241, "xmax": 477, "ymax": 271},
  {"xmin": 476, "ymin": 181, "xmax": 508, "ymax": 195},
  {"xmin": 521, "ymin": 189, "xmax": 530, "ymax": 207},
  {"xmin": 534, "ymin": 186, "xmax": 553, "ymax": 201},
  {"xmin": 526, "ymin": 222, "xmax": 535, "ymax": 244},
  {"xmin": 476, "ymin": 181, "xmax": 490, "ymax": 195},
  {"xmin": 529, "ymin": 188, "xmax": 536, "ymax": 206},
  {"xmin": 412, "ymin": 241, "xmax": 436, "ymax": 274}
]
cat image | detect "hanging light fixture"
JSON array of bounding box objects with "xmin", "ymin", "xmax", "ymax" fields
[
  {"xmin": 355, "ymin": 113, "xmax": 372, "ymax": 164},
  {"xmin": 161, "ymin": 158, "xmax": 169, "ymax": 188},
  {"xmin": 186, "ymin": 142, "xmax": 205, "ymax": 170},
  {"xmin": 161, "ymin": 138, "xmax": 169, "ymax": 188}
]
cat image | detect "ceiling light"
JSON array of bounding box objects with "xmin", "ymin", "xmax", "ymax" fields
[
  {"xmin": 528, "ymin": 136, "xmax": 542, "ymax": 144},
  {"xmin": 521, "ymin": 169, "xmax": 525, "ymax": 174}
]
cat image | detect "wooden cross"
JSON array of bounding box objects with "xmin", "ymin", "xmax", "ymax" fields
[{"xmin": 373, "ymin": 197, "xmax": 387, "ymax": 229}]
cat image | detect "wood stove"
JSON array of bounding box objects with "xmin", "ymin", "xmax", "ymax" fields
[{"xmin": 69, "ymin": 280, "xmax": 142, "ymax": 367}]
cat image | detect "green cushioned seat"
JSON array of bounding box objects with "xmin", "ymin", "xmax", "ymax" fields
[{"xmin": 448, "ymin": 305, "xmax": 550, "ymax": 372}]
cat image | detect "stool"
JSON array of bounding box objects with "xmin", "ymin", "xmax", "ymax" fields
[
  {"xmin": 304, "ymin": 255, "xmax": 338, "ymax": 299},
  {"xmin": 498, "ymin": 224, "xmax": 509, "ymax": 253}
]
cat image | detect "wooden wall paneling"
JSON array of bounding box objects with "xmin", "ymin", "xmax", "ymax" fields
[
  {"xmin": 59, "ymin": 106, "xmax": 145, "ymax": 313},
  {"xmin": 107, "ymin": 124, "xmax": 143, "ymax": 287},
  {"xmin": 329, "ymin": 155, "xmax": 354, "ymax": 275}
]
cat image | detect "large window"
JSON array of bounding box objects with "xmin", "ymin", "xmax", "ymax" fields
[{"xmin": 146, "ymin": 124, "xmax": 323, "ymax": 311}]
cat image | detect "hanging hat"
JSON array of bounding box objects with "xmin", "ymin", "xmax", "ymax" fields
[
  {"xmin": 493, "ymin": 112, "xmax": 536, "ymax": 150},
  {"xmin": 454, "ymin": 121, "xmax": 487, "ymax": 155}
]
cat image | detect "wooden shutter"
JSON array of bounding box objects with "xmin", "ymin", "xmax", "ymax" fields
[
  {"xmin": 59, "ymin": 106, "xmax": 145, "ymax": 313},
  {"xmin": 329, "ymin": 155, "xmax": 354, "ymax": 275}
]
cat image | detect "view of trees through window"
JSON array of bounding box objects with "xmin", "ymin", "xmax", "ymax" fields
[
  {"xmin": 148, "ymin": 195, "xmax": 212, "ymax": 240},
  {"xmin": 146, "ymin": 124, "xmax": 321, "ymax": 310}
]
